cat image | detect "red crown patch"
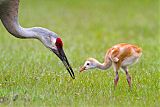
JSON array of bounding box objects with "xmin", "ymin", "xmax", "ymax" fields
[{"xmin": 55, "ymin": 38, "xmax": 63, "ymax": 48}]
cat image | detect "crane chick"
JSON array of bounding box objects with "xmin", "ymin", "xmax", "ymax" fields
[{"xmin": 80, "ymin": 43, "xmax": 142, "ymax": 88}]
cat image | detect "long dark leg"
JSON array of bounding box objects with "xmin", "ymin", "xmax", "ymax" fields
[{"xmin": 122, "ymin": 66, "xmax": 131, "ymax": 88}]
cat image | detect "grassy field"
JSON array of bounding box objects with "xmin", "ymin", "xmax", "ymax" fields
[{"xmin": 0, "ymin": 0, "xmax": 159, "ymax": 106}]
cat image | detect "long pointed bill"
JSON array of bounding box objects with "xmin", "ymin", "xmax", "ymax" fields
[{"xmin": 51, "ymin": 47, "xmax": 75, "ymax": 79}]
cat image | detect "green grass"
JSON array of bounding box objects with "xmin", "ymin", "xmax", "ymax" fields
[{"xmin": 0, "ymin": 0, "xmax": 159, "ymax": 106}]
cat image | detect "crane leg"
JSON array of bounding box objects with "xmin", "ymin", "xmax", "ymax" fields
[{"xmin": 122, "ymin": 66, "xmax": 131, "ymax": 88}]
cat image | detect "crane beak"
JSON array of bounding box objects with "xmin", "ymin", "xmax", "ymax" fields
[{"xmin": 50, "ymin": 47, "xmax": 75, "ymax": 79}]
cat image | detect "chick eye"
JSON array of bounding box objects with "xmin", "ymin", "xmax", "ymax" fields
[{"xmin": 87, "ymin": 63, "xmax": 90, "ymax": 65}]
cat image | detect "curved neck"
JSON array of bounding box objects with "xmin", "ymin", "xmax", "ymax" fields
[
  {"xmin": 0, "ymin": 0, "xmax": 36, "ymax": 39},
  {"xmin": 0, "ymin": 0, "xmax": 58, "ymax": 48},
  {"xmin": 95, "ymin": 56, "xmax": 112, "ymax": 70},
  {"xmin": 1, "ymin": 15, "xmax": 36, "ymax": 38}
]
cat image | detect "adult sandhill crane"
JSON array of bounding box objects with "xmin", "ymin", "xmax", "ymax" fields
[
  {"xmin": 80, "ymin": 43, "xmax": 142, "ymax": 88},
  {"xmin": 0, "ymin": 0, "xmax": 75, "ymax": 79}
]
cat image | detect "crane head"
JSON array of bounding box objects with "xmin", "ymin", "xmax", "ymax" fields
[
  {"xmin": 79, "ymin": 58, "xmax": 97, "ymax": 72},
  {"xmin": 50, "ymin": 37, "xmax": 75, "ymax": 79},
  {"xmin": 27, "ymin": 27, "xmax": 75, "ymax": 79}
]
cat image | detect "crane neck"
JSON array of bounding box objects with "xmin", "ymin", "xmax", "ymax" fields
[
  {"xmin": 0, "ymin": 0, "xmax": 36, "ymax": 38},
  {"xmin": 0, "ymin": 0, "xmax": 58, "ymax": 49},
  {"xmin": 1, "ymin": 15, "xmax": 36, "ymax": 38},
  {"xmin": 96, "ymin": 56, "xmax": 112, "ymax": 70}
]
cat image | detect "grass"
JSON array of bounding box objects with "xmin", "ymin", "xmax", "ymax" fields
[{"xmin": 0, "ymin": 0, "xmax": 159, "ymax": 106}]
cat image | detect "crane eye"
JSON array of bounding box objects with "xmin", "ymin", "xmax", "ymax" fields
[{"xmin": 87, "ymin": 63, "xmax": 90, "ymax": 65}]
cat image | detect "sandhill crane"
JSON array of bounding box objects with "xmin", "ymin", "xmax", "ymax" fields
[
  {"xmin": 0, "ymin": 0, "xmax": 75, "ymax": 79},
  {"xmin": 80, "ymin": 43, "xmax": 142, "ymax": 88}
]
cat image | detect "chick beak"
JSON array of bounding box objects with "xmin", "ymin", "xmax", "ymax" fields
[{"xmin": 79, "ymin": 66, "xmax": 86, "ymax": 72}]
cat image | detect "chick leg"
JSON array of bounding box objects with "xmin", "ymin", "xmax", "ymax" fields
[
  {"xmin": 122, "ymin": 66, "xmax": 131, "ymax": 88},
  {"xmin": 113, "ymin": 63, "xmax": 121, "ymax": 89}
]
